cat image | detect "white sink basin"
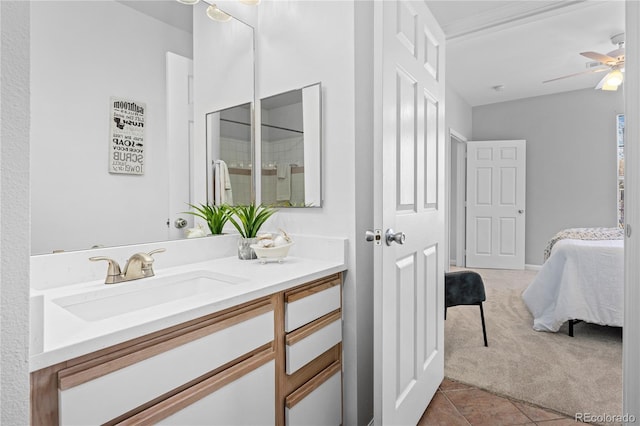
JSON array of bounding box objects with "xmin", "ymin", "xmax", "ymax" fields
[{"xmin": 52, "ymin": 270, "xmax": 246, "ymax": 321}]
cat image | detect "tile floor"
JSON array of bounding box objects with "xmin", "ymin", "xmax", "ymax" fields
[{"xmin": 418, "ymin": 378, "xmax": 578, "ymax": 425}]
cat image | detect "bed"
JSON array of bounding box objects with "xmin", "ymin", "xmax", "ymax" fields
[{"xmin": 522, "ymin": 227, "xmax": 624, "ymax": 334}]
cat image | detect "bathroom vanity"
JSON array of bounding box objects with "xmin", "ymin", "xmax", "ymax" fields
[{"xmin": 30, "ymin": 235, "xmax": 346, "ymax": 425}]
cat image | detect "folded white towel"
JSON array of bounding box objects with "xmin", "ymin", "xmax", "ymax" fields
[{"xmin": 276, "ymin": 164, "xmax": 291, "ymax": 201}]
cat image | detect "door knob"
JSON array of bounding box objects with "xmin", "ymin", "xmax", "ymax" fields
[
  {"xmin": 174, "ymin": 217, "xmax": 188, "ymax": 229},
  {"xmin": 385, "ymin": 228, "xmax": 406, "ymax": 246},
  {"xmin": 518, "ymin": 209, "xmax": 525, "ymax": 214}
]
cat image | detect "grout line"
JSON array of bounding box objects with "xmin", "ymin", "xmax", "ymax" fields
[
  {"xmin": 511, "ymin": 399, "xmax": 538, "ymax": 424},
  {"xmin": 439, "ymin": 390, "xmax": 472, "ymax": 425},
  {"xmin": 438, "ymin": 379, "xmax": 573, "ymax": 424}
]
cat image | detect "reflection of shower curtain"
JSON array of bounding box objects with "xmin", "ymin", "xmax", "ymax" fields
[{"xmin": 213, "ymin": 160, "xmax": 233, "ymax": 205}]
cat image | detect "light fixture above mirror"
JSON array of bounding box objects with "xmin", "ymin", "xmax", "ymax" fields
[
  {"xmin": 176, "ymin": 0, "xmax": 259, "ymax": 23},
  {"xmin": 206, "ymin": 4, "xmax": 232, "ymax": 22}
]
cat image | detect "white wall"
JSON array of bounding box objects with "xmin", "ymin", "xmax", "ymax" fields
[
  {"xmin": 192, "ymin": 1, "xmax": 256, "ymax": 214},
  {"xmin": 445, "ymin": 85, "xmax": 472, "ymax": 264},
  {"xmin": 30, "ymin": 1, "xmax": 192, "ymax": 254},
  {"xmin": 472, "ymin": 88, "xmax": 623, "ymax": 265},
  {"xmin": 255, "ymin": 1, "xmax": 356, "ymax": 244},
  {"xmin": 446, "ymin": 85, "xmax": 473, "ymax": 138},
  {"xmin": 1, "ymin": 2, "xmax": 31, "ymax": 423}
]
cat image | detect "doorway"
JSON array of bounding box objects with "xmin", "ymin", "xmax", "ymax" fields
[{"xmin": 448, "ymin": 130, "xmax": 466, "ymax": 268}]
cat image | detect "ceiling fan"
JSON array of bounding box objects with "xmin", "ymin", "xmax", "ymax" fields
[{"xmin": 543, "ymin": 33, "xmax": 625, "ymax": 91}]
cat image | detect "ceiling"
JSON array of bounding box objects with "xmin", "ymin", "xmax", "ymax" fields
[
  {"xmin": 117, "ymin": 0, "xmax": 193, "ymax": 33},
  {"xmin": 426, "ymin": 0, "xmax": 626, "ymax": 106},
  {"xmin": 118, "ymin": 1, "xmax": 624, "ymax": 108}
]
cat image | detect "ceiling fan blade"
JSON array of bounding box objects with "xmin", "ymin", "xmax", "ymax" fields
[
  {"xmin": 607, "ymin": 47, "xmax": 625, "ymax": 60},
  {"xmin": 581, "ymin": 51, "xmax": 618, "ymax": 64},
  {"xmin": 543, "ymin": 67, "xmax": 608, "ymax": 84}
]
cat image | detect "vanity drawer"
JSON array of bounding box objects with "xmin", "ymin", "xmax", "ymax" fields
[
  {"xmin": 285, "ymin": 274, "xmax": 341, "ymax": 332},
  {"xmin": 120, "ymin": 349, "xmax": 275, "ymax": 425},
  {"xmin": 285, "ymin": 360, "xmax": 342, "ymax": 426},
  {"xmin": 285, "ymin": 310, "xmax": 341, "ymax": 375},
  {"xmin": 57, "ymin": 300, "xmax": 274, "ymax": 426}
]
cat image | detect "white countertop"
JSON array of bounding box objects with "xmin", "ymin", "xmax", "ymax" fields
[{"xmin": 29, "ymin": 235, "xmax": 347, "ymax": 371}]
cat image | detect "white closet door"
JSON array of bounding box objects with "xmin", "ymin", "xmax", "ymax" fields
[{"xmin": 466, "ymin": 140, "xmax": 526, "ymax": 269}]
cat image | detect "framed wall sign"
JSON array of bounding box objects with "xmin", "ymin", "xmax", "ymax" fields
[{"xmin": 109, "ymin": 97, "xmax": 145, "ymax": 175}]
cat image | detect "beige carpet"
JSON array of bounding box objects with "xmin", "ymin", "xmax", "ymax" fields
[{"xmin": 444, "ymin": 267, "xmax": 623, "ymax": 420}]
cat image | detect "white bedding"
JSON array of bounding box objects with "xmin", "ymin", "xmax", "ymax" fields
[{"xmin": 522, "ymin": 238, "xmax": 624, "ymax": 332}]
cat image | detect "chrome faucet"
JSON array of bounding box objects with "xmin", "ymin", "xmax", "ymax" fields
[{"xmin": 90, "ymin": 248, "xmax": 166, "ymax": 284}]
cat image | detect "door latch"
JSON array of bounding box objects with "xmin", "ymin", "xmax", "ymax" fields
[{"xmin": 365, "ymin": 229, "xmax": 382, "ymax": 245}]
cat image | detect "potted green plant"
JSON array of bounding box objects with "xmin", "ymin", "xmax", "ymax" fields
[
  {"xmin": 184, "ymin": 203, "xmax": 230, "ymax": 235},
  {"xmin": 228, "ymin": 203, "xmax": 277, "ymax": 259}
]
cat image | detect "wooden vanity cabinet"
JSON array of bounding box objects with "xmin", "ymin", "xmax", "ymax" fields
[
  {"xmin": 30, "ymin": 272, "xmax": 343, "ymax": 426},
  {"xmin": 280, "ymin": 274, "xmax": 343, "ymax": 426}
]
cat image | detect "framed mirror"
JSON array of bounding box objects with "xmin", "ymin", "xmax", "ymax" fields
[
  {"xmin": 29, "ymin": 1, "xmax": 254, "ymax": 254},
  {"xmin": 260, "ymin": 83, "xmax": 322, "ymax": 208}
]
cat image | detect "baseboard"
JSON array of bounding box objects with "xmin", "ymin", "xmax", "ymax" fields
[{"xmin": 525, "ymin": 264, "xmax": 542, "ymax": 271}]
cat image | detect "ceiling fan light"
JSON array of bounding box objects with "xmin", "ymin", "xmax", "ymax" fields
[
  {"xmin": 605, "ymin": 69, "xmax": 624, "ymax": 87},
  {"xmin": 601, "ymin": 82, "xmax": 620, "ymax": 91},
  {"xmin": 176, "ymin": 0, "xmax": 200, "ymax": 4},
  {"xmin": 238, "ymin": 0, "xmax": 261, "ymax": 5},
  {"xmin": 206, "ymin": 4, "xmax": 232, "ymax": 22}
]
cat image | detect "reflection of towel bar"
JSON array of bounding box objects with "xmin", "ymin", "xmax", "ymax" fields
[
  {"xmin": 228, "ymin": 167, "xmax": 252, "ymax": 176},
  {"xmin": 261, "ymin": 167, "xmax": 304, "ymax": 176}
]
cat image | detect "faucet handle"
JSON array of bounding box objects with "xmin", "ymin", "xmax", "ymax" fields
[
  {"xmin": 131, "ymin": 248, "xmax": 165, "ymax": 277},
  {"xmin": 89, "ymin": 256, "xmax": 122, "ymax": 284},
  {"xmin": 147, "ymin": 248, "xmax": 166, "ymax": 257}
]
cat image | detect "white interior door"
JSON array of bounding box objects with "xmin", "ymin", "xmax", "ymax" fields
[
  {"xmin": 373, "ymin": 1, "xmax": 445, "ymax": 424},
  {"xmin": 166, "ymin": 52, "xmax": 194, "ymax": 240},
  {"xmin": 466, "ymin": 140, "xmax": 526, "ymax": 269}
]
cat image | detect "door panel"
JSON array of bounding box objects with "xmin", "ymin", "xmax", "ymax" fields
[
  {"xmin": 466, "ymin": 140, "xmax": 526, "ymax": 269},
  {"xmin": 395, "ymin": 254, "xmax": 417, "ymax": 402},
  {"xmin": 374, "ymin": 1, "xmax": 445, "ymax": 424},
  {"xmin": 424, "ymin": 94, "xmax": 439, "ymax": 208},
  {"xmin": 397, "ymin": 69, "xmax": 417, "ymax": 209},
  {"xmin": 423, "ymin": 245, "xmax": 438, "ymax": 362}
]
